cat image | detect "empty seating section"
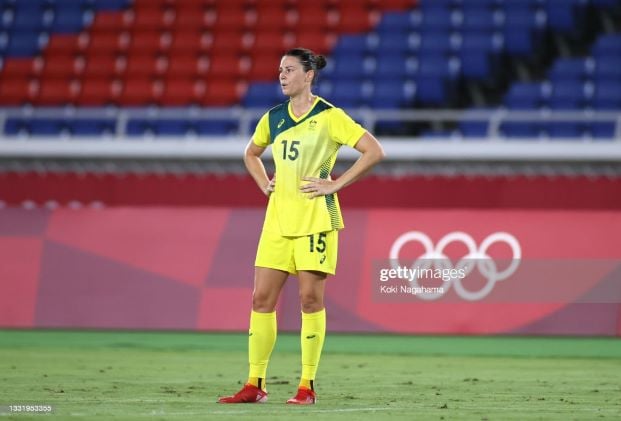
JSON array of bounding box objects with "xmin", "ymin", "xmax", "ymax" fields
[{"xmin": 0, "ymin": 0, "xmax": 619, "ymax": 138}]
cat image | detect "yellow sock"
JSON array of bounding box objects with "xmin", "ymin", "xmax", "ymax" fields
[
  {"xmin": 248, "ymin": 310, "xmax": 277, "ymax": 391},
  {"xmin": 300, "ymin": 309, "xmax": 326, "ymax": 385}
]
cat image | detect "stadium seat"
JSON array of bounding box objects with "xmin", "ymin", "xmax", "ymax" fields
[
  {"xmin": 5, "ymin": 32, "xmax": 43, "ymax": 57},
  {"xmin": 500, "ymin": 121, "xmax": 540, "ymax": 138},
  {"xmin": 0, "ymin": 77, "xmax": 34, "ymax": 105},
  {"xmin": 548, "ymin": 82, "xmax": 591, "ymax": 110},
  {"xmin": 504, "ymin": 82, "xmax": 546, "ymax": 110},
  {"xmin": 153, "ymin": 120, "xmax": 192, "ymax": 136},
  {"xmin": 50, "ymin": 9, "xmax": 89, "ymax": 33},
  {"xmin": 593, "ymin": 57, "xmax": 621, "ymax": 82},
  {"xmin": 545, "ymin": 0, "xmax": 589, "ymax": 35},
  {"xmin": 159, "ymin": 79, "xmax": 205, "ymax": 106},
  {"xmin": 34, "ymin": 78, "xmax": 78, "ymax": 105},
  {"xmin": 195, "ymin": 119, "xmax": 239, "ymax": 135},
  {"xmin": 76, "ymin": 78, "xmax": 120, "ymax": 106},
  {"xmin": 369, "ymin": 80, "xmax": 415, "ymax": 109},
  {"xmin": 243, "ymin": 82, "xmax": 282, "ymax": 108},
  {"xmin": 70, "ymin": 119, "xmax": 116, "ymax": 136},
  {"xmin": 591, "ymin": 34, "xmax": 621, "ymax": 57},
  {"xmin": 592, "ymin": 81, "xmax": 621, "ymax": 109},
  {"xmin": 548, "ymin": 58, "xmax": 593, "ymax": 83}
]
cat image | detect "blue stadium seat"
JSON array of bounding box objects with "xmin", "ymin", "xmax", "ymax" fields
[
  {"xmin": 592, "ymin": 81, "xmax": 621, "ymax": 109},
  {"xmin": 70, "ymin": 119, "xmax": 115, "ymax": 136},
  {"xmin": 195, "ymin": 119, "xmax": 238, "ymax": 136},
  {"xmin": 460, "ymin": 9, "xmax": 500, "ymax": 31},
  {"xmin": 502, "ymin": 9, "xmax": 546, "ymax": 56},
  {"xmin": 503, "ymin": 82, "xmax": 545, "ymax": 110},
  {"xmin": 459, "ymin": 120, "xmax": 489, "ymax": 137},
  {"xmin": 545, "ymin": 122, "xmax": 585, "ymax": 138},
  {"xmin": 4, "ymin": 118, "xmax": 28, "ymax": 136},
  {"xmin": 419, "ymin": 8, "xmax": 455, "ymax": 31},
  {"xmin": 374, "ymin": 55, "xmax": 417, "ymax": 80},
  {"xmin": 91, "ymin": 0, "xmax": 131, "ymax": 11},
  {"xmin": 29, "ymin": 119, "xmax": 66, "ymax": 136},
  {"xmin": 127, "ymin": 119, "xmax": 153, "ymax": 136},
  {"xmin": 243, "ymin": 82, "xmax": 282, "ymax": 108},
  {"xmin": 591, "ymin": 34, "xmax": 621, "ymax": 57},
  {"xmin": 376, "ymin": 32, "xmax": 413, "ymax": 56},
  {"xmin": 153, "ymin": 120, "xmax": 191, "ymax": 136},
  {"xmin": 331, "ymin": 81, "xmax": 371, "ymax": 108},
  {"xmin": 548, "ymin": 58, "xmax": 592, "ymax": 83},
  {"xmin": 548, "ymin": 82, "xmax": 590, "ymax": 109},
  {"xmin": 500, "ymin": 122, "xmax": 540, "ymax": 138},
  {"xmin": 50, "ymin": 9, "xmax": 89, "ymax": 33},
  {"xmin": 332, "ymin": 34, "xmax": 373, "ymax": 56},
  {"xmin": 417, "ymin": 31, "xmax": 455, "ymax": 54},
  {"xmin": 375, "ymin": 11, "xmax": 416, "ymax": 34},
  {"xmin": 9, "ymin": 9, "xmax": 48, "ymax": 31},
  {"xmin": 592, "ymin": 0, "xmax": 621, "ymax": 8},
  {"xmin": 370, "ymin": 80, "xmax": 415, "ymax": 109},
  {"xmin": 322, "ymin": 53, "xmax": 371, "ymax": 81},
  {"xmin": 546, "ymin": 0, "xmax": 589, "ymax": 34},
  {"xmin": 5, "ymin": 32, "xmax": 42, "ymax": 57},
  {"xmin": 589, "ymin": 122, "xmax": 616, "ymax": 139},
  {"xmin": 593, "ymin": 57, "xmax": 621, "ymax": 82}
]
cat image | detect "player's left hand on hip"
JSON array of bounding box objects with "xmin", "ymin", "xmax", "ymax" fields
[{"xmin": 300, "ymin": 177, "xmax": 338, "ymax": 198}]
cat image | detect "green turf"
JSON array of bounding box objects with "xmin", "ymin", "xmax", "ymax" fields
[{"xmin": 1, "ymin": 330, "xmax": 620, "ymax": 420}]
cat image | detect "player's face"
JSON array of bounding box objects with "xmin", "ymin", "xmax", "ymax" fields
[{"xmin": 279, "ymin": 55, "xmax": 312, "ymax": 98}]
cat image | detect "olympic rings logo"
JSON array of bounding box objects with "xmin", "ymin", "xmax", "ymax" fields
[{"xmin": 389, "ymin": 231, "xmax": 522, "ymax": 301}]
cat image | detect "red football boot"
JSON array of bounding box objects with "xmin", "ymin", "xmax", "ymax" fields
[
  {"xmin": 286, "ymin": 387, "xmax": 316, "ymax": 405},
  {"xmin": 218, "ymin": 383, "xmax": 268, "ymax": 404}
]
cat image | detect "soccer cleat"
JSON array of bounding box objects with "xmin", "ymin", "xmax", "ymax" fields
[
  {"xmin": 286, "ymin": 387, "xmax": 316, "ymax": 405},
  {"xmin": 217, "ymin": 383, "xmax": 268, "ymax": 404}
]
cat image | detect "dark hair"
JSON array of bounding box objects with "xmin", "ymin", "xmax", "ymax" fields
[{"xmin": 284, "ymin": 47, "xmax": 327, "ymax": 85}]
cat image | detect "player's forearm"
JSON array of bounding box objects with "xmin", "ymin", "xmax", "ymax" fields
[
  {"xmin": 334, "ymin": 145, "xmax": 384, "ymax": 191},
  {"xmin": 244, "ymin": 154, "xmax": 271, "ymax": 194}
]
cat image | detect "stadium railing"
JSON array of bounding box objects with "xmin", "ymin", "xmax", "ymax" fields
[{"xmin": 0, "ymin": 108, "xmax": 619, "ymax": 162}]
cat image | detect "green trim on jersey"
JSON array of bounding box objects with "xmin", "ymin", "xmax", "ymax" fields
[
  {"xmin": 318, "ymin": 146, "xmax": 341, "ymax": 230},
  {"xmin": 268, "ymin": 100, "xmax": 333, "ymax": 143}
]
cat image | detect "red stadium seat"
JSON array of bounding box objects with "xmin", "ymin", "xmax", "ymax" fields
[
  {"xmin": 45, "ymin": 35, "xmax": 83, "ymax": 56},
  {"xmin": 172, "ymin": 9, "xmax": 208, "ymax": 29},
  {"xmin": 294, "ymin": 30, "xmax": 336, "ymax": 55},
  {"xmin": 131, "ymin": 8, "xmax": 174, "ymax": 31},
  {"xmin": 118, "ymin": 78, "xmax": 162, "ymax": 106},
  {"xmin": 0, "ymin": 77, "xmax": 35, "ymax": 105},
  {"xmin": 167, "ymin": 53, "xmax": 209, "ymax": 78},
  {"xmin": 202, "ymin": 80, "xmax": 242, "ymax": 106},
  {"xmin": 123, "ymin": 54, "xmax": 168, "ymax": 78},
  {"xmin": 169, "ymin": 30, "xmax": 210, "ymax": 54},
  {"xmin": 159, "ymin": 79, "xmax": 206, "ymax": 106},
  {"xmin": 247, "ymin": 53, "xmax": 280, "ymax": 81},
  {"xmin": 1, "ymin": 59, "xmax": 38, "ymax": 78},
  {"xmin": 40, "ymin": 55, "xmax": 84, "ymax": 78},
  {"xmin": 337, "ymin": 9, "xmax": 378, "ymax": 33},
  {"xmin": 206, "ymin": 54, "xmax": 245, "ymax": 80},
  {"xmin": 85, "ymin": 32, "xmax": 130, "ymax": 54},
  {"xmin": 252, "ymin": 8, "xmax": 295, "ymax": 31},
  {"xmin": 251, "ymin": 31, "xmax": 293, "ymax": 55},
  {"xmin": 128, "ymin": 30, "xmax": 170, "ymax": 54},
  {"xmin": 76, "ymin": 77, "xmax": 121, "ymax": 106},
  {"xmin": 83, "ymin": 54, "xmax": 124, "ymax": 78},
  {"xmin": 210, "ymin": 30, "xmax": 247, "ymax": 55},
  {"xmin": 90, "ymin": 12, "xmax": 130, "ymax": 33},
  {"xmin": 210, "ymin": 8, "xmax": 251, "ymax": 31},
  {"xmin": 296, "ymin": 8, "xmax": 339, "ymax": 32},
  {"xmin": 34, "ymin": 78, "xmax": 80, "ymax": 106}
]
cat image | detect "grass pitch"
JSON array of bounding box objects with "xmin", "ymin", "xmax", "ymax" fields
[{"xmin": 1, "ymin": 330, "xmax": 620, "ymax": 420}]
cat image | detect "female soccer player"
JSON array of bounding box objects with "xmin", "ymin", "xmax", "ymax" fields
[{"xmin": 218, "ymin": 48, "xmax": 385, "ymax": 405}]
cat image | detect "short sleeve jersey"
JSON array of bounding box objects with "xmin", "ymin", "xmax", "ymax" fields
[{"xmin": 252, "ymin": 96, "xmax": 366, "ymax": 237}]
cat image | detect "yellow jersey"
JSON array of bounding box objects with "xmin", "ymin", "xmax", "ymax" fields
[{"xmin": 252, "ymin": 96, "xmax": 366, "ymax": 237}]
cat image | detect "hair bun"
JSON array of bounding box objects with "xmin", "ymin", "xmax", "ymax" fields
[{"xmin": 314, "ymin": 55, "xmax": 327, "ymax": 70}]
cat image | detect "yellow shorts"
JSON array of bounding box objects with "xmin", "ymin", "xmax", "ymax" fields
[{"xmin": 255, "ymin": 230, "xmax": 338, "ymax": 275}]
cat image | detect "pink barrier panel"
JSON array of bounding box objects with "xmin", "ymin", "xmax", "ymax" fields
[{"xmin": 1, "ymin": 207, "xmax": 620, "ymax": 336}]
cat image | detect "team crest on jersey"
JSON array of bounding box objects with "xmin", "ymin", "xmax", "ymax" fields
[{"xmin": 309, "ymin": 119, "xmax": 318, "ymax": 130}]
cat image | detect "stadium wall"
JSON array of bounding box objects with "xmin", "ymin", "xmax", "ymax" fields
[{"xmin": 1, "ymin": 205, "xmax": 620, "ymax": 336}]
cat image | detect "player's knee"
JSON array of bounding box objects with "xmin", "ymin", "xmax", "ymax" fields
[
  {"xmin": 252, "ymin": 290, "xmax": 276, "ymax": 312},
  {"xmin": 299, "ymin": 292, "xmax": 323, "ymax": 313}
]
